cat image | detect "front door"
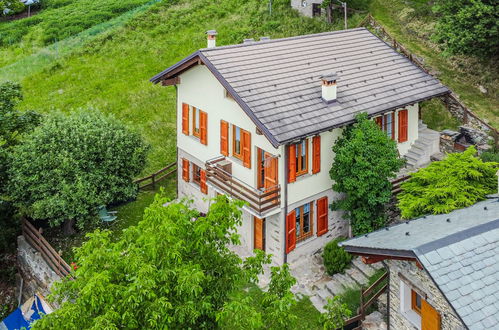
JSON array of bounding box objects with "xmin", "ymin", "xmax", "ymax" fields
[
  {"xmin": 263, "ymin": 152, "xmax": 278, "ymax": 191},
  {"xmin": 254, "ymin": 216, "xmax": 265, "ymax": 251}
]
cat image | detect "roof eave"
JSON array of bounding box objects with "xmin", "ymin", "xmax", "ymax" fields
[
  {"xmin": 341, "ymin": 245, "xmax": 417, "ymax": 259},
  {"xmin": 150, "ymin": 51, "xmax": 201, "ymax": 84}
]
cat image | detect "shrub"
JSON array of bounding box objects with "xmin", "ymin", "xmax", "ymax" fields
[
  {"xmin": 8, "ymin": 110, "xmax": 148, "ymax": 233},
  {"xmin": 323, "ymin": 238, "xmax": 352, "ymax": 276},
  {"xmin": 321, "ymin": 296, "xmax": 352, "ymax": 330},
  {"xmin": 398, "ymin": 146, "xmax": 497, "ymax": 219},
  {"xmin": 480, "ymin": 150, "xmax": 499, "ymax": 163},
  {"xmin": 330, "ymin": 113, "xmax": 405, "ymax": 235}
]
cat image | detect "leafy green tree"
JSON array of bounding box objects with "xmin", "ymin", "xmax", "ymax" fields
[
  {"xmin": 8, "ymin": 110, "xmax": 148, "ymax": 233},
  {"xmin": 432, "ymin": 0, "xmax": 499, "ymax": 57},
  {"xmin": 398, "ymin": 146, "xmax": 497, "ymax": 219},
  {"xmin": 32, "ymin": 196, "xmax": 297, "ymax": 329},
  {"xmin": 1, "ymin": 0, "xmax": 25, "ymax": 16},
  {"xmin": 330, "ymin": 113, "xmax": 404, "ymax": 235},
  {"xmin": 321, "ymin": 296, "xmax": 352, "ymax": 330}
]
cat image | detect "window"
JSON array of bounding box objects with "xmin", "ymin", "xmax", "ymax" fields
[
  {"xmin": 192, "ymin": 164, "xmax": 201, "ymax": 186},
  {"xmin": 295, "ymin": 139, "xmax": 309, "ymax": 177},
  {"xmin": 192, "ymin": 106, "xmax": 200, "ymax": 138},
  {"xmin": 257, "ymin": 148, "xmax": 265, "ymax": 189},
  {"xmin": 233, "ymin": 126, "xmax": 243, "ymax": 159},
  {"xmin": 412, "ymin": 290, "xmax": 422, "ymax": 315},
  {"xmin": 312, "ymin": 3, "xmax": 321, "ymax": 16},
  {"xmin": 375, "ymin": 112, "xmax": 395, "ymax": 140},
  {"xmin": 295, "ymin": 202, "xmax": 313, "ymax": 242}
]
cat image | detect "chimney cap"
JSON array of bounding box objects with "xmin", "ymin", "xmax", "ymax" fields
[
  {"xmin": 320, "ymin": 73, "xmax": 339, "ymax": 82},
  {"xmin": 206, "ymin": 30, "xmax": 218, "ymax": 36}
]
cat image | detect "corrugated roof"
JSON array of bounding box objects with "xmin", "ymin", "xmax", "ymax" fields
[
  {"xmin": 341, "ymin": 198, "xmax": 499, "ymax": 330},
  {"xmin": 151, "ymin": 28, "xmax": 449, "ymax": 146}
]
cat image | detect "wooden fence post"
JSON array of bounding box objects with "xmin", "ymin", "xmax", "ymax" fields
[{"xmin": 360, "ymin": 288, "xmax": 365, "ymax": 319}]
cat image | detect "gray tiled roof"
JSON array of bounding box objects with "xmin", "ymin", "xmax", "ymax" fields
[
  {"xmin": 151, "ymin": 28, "xmax": 449, "ymax": 147},
  {"xmin": 341, "ymin": 198, "xmax": 499, "ymax": 330}
]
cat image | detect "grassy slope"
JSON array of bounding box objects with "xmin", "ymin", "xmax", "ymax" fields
[
  {"xmin": 369, "ymin": 0, "xmax": 499, "ymax": 129},
  {"xmin": 14, "ymin": 0, "xmax": 361, "ymax": 174}
]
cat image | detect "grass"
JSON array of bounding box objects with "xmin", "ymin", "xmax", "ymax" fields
[
  {"xmin": 368, "ymin": 0, "xmax": 499, "ymax": 130},
  {"xmin": 11, "ymin": 0, "xmax": 361, "ymax": 174}
]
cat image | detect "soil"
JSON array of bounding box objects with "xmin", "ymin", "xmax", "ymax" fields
[{"xmin": 0, "ymin": 8, "xmax": 40, "ymax": 22}]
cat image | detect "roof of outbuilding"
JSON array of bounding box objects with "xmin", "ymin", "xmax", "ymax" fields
[
  {"xmin": 340, "ymin": 198, "xmax": 499, "ymax": 330},
  {"xmin": 151, "ymin": 28, "xmax": 449, "ymax": 147}
]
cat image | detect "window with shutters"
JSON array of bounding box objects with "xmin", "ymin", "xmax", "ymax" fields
[
  {"xmin": 398, "ymin": 109, "xmax": 408, "ymax": 143},
  {"xmin": 374, "ymin": 112, "xmax": 395, "ymax": 140},
  {"xmin": 293, "ymin": 139, "xmax": 309, "ymax": 177},
  {"xmin": 233, "ymin": 126, "xmax": 243, "ymax": 160},
  {"xmin": 400, "ymin": 280, "xmax": 440, "ymax": 329},
  {"xmin": 192, "ymin": 106, "xmax": 200, "ymax": 138},
  {"xmin": 232, "ymin": 125, "xmax": 251, "ymax": 168},
  {"xmin": 192, "ymin": 164, "xmax": 201, "ymax": 186},
  {"xmin": 295, "ymin": 202, "xmax": 314, "ymax": 242},
  {"xmin": 412, "ymin": 290, "xmax": 422, "ymax": 315}
]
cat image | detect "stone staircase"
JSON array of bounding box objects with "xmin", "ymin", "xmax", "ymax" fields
[
  {"xmin": 404, "ymin": 121, "xmax": 440, "ymax": 169},
  {"xmin": 306, "ymin": 257, "xmax": 383, "ymax": 313}
]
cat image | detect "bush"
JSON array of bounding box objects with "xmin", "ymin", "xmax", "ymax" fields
[
  {"xmin": 480, "ymin": 150, "xmax": 499, "ymax": 163},
  {"xmin": 323, "ymin": 238, "xmax": 352, "ymax": 276},
  {"xmin": 398, "ymin": 146, "xmax": 497, "ymax": 219},
  {"xmin": 8, "ymin": 110, "xmax": 148, "ymax": 232},
  {"xmin": 321, "ymin": 296, "xmax": 352, "ymax": 330}
]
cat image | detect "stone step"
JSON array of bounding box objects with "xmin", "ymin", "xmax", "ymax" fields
[
  {"xmin": 332, "ymin": 273, "xmax": 359, "ymax": 290},
  {"xmin": 310, "ymin": 295, "xmax": 327, "ymax": 313},
  {"xmin": 325, "ymin": 279, "xmax": 346, "ymax": 296},
  {"xmin": 316, "ymin": 287, "xmax": 332, "ymax": 302},
  {"xmin": 352, "ymin": 257, "xmax": 377, "ymax": 278},
  {"xmin": 345, "ymin": 266, "xmax": 369, "ymax": 286},
  {"xmin": 370, "ymin": 262, "xmax": 385, "ymax": 270},
  {"xmin": 408, "ymin": 145, "xmax": 426, "ymax": 157}
]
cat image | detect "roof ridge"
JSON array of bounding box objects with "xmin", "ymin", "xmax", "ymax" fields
[{"xmin": 199, "ymin": 27, "xmax": 367, "ymax": 52}]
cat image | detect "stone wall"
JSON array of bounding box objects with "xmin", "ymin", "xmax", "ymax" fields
[
  {"xmin": 385, "ymin": 259, "xmax": 465, "ymax": 330},
  {"xmin": 17, "ymin": 236, "xmax": 60, "ymax": 307},
  {"xmin": 441, "ymin": 94, "xmax": 494, "ymax": 134}
]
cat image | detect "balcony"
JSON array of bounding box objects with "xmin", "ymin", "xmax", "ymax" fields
[{"xmin": 206, "ymin": 156, "xmax": 281, "ymax": 216}]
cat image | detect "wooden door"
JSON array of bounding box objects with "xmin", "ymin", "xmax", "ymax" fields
[
  {"xmin": 421, "ymin": 300, "xmax": 441, "ymax": 330},
  {"xmin": 254, "ymin": 217, "xmax": 265, "ymax": 251}
]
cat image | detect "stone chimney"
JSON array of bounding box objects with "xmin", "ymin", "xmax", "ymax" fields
[
  {"xmin": 320, "ymin": 73, "xmax": 338, "ymax": 103},
  {"xmin": 206, "ymin": 30, "xmax": 217, "ymax": 48}
]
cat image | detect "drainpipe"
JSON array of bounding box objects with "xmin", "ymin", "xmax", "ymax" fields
[{"xmin": 283, "ymin": 144, "xmax": 289, "ymax": 264}]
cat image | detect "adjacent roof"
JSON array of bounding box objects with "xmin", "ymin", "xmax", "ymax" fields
[
  {"xmin": 151, "ymin": 28, "xmax": 449, "ymax": 147},
  {"xmin": 341, "ymin": 198, "xmax": 499, "ymax": 330}
]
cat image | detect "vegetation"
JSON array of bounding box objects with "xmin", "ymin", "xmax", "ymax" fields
[
  {"xmin": 330, "ymin": 113, "xmax": 405, "ymax": 235},
  {"xmin": 33, "ymin": 196, "xmax": 297, "ymax": 329},
  {"xmin": 432, "ymin": 0, "xmax": 498, "ymax": 57},
  {"xmin": 321, "ymin": 296, "xmax": 352, "ymax": 330},
  {"xmin": 0, "ymin": 0, "xmax": 25, "ymax": 16},
  {"xmin": 398, "ymin": 146, "xmax": 498, "ymax": 219},
  {"xmin": 323, "ymin": 238, "xmax": 352, "ymax": 276},
  {"xmin": 8, "ymin": 110, "xmax": 148, "ymax": 233}
]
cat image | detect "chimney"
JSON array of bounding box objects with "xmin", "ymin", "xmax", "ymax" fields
[
  {"xmin": 320, "ymin": 73, "xmax": 338, "ymax": 103},
  {"xmin": 206, "ymin": 30, "xmax": 217, "ymax": 48}
]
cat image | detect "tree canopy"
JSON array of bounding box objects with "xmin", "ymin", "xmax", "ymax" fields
[
  {"xmin": 330, "ymin": 113, "xmax": 404, "ymax": 235},
  {"xmin": 398, "ymin": 146, "xmax": 497, "ymax": 219},
  {"xmin": 32, "ymin": 196, "xmax": 297, "ymax": 329},
  {"xmin": 432, "ymin": 0, "xmax": 499, "ymax": 57},
  {"xmin": 8, "ymin": 110, "xmax": 148, "ymax": 232}
]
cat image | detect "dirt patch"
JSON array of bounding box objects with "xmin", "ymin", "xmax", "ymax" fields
[{"xmin": 0, "ymin": 8, "xmax": 41, "ymax": 22}]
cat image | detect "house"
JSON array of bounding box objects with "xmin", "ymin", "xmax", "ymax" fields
[
  {"xmin": 150, "ymin": 28, "xmax": 449, "ymax": 265},
  {"xmin": 340, "ymin": 198, "xmax": 499, "ymax": 330},
  {"xmin": 291, "ymin": 0, "xmax": 324, "ymax": 17}
]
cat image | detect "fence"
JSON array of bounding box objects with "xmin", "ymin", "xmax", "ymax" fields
[
  {"xmin": 343, "ymin": 271, "xmax": 389, "ymax": 329},
  {"xmin": 134, "ymin": 161, "xmax": 177, "ymax": 190},
  {"xmin": 21, "ymin": 219, "xmax": 73, "ymax": 279},
  {"xmin": 358, "ymin": 14, "xmax": 499, "ymax": 138}
]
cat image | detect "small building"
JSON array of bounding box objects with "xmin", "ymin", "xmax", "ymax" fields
[
  {"xmin": 291, "ymin": 0, "xmax": 324, "ymax": 17},
  {"xmin": 340, "ymin": 198, "xmax": 499, "ymax": 330},
  {"xmin": 150, "ymin": 28, "xmax": 449, "ymax": 266}
]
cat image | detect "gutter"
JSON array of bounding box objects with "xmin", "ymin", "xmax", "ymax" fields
[{"xmin": 283, "ymin": 144, "xmax": 289, "ymax": 264}]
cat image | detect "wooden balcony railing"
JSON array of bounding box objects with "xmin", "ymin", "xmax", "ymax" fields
[{"xmin": 206, "ymin": 157, "xmax": 281, "ymax": 216}]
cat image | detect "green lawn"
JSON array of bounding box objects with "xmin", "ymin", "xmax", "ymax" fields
[{"xmin": 368, "ymin": 0, "xmax": 499, "ymax": 130}]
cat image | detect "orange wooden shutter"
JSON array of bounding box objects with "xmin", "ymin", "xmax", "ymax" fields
[
  {"xmin": 286, "ymin": 210, "xmax": 296, "ymax": 253},
  {"xmin": 200, "ymin": 110, "xmax": 208, "ymax": 145},
  {"xmin": 398, "ymin": 109, "xmax": 408, "ymax": 143},
  {"xmin": 242, "ymin": 129, "xmax": 251, "ymax": 168},
  {"xmin": 288, "ymin": 144, "xmax": 296, "ymax": 183},
  {"xmin": 182, "ymin": 158, "xmax": 189, "ymax": 182},
  {"xmin": 312, "ymin": 135, "xmax": 321, "ymax": 174},
  {"xmin": 421, "ymin": 300, "xmax": 440, "ymax": 330},
  {"xmin": 220, "ymin": 120, "xmax": 229, "ymax": 156},
  {"xmin": 182, "ymin": 103, "xmax": 189, "ymax": 135},
  {"xmin": 375, "ymin": 116, "xmax": 383, "ymax": 129},
  {"xmin": 316, "ymin": 196, "xmax": 328, "ymax": 236},
  {"xmin": 254, "ymin": 217, "xmax": 264, "ymax": 251},
  {"xmin": 200, "ymin": 169, "xmax": 207, "ymax": 194}
]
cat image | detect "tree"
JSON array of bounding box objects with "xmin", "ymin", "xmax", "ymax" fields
[
  {"xmin": 330, "ymin": 113, "xmax": 404, "ymax": 235},
  {"xmin": 8, "ymin": 110, "xmax": 148, "ymax": 233},
  {"xmin": 321, "ymin": 296, "xmax": 352, "ymax": 330},
  {"xmin": 398, "ymin": 146, "xmax": 497, "ymax": 219},
  {"xmin": 32, "ymin": 196, "xmax": 297, "ymax": 329},
  {"xmin": 432, "ymin": 0, "xmax": 499, "ymax": 57},
  {"xmin": 1, "ymin": 0, "xmax": 24, "ymax": 16}
]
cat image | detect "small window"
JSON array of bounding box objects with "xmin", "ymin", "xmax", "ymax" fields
[
  {"xmin": 192, "ymin": 106, "xmax": 200, "ymax": 138},
  {"xmin": 412, "ymin": 290, "xmax": 422, "ymax": 315},
  {"xmin": 192, "ymin": 164, "xmax": 201, "ymax": 186},
  {"xmin": 295, "ymin": 202, "xmax": 313, "ymax": 242},
  {"xmin": 375, "ymin": 112, "xmax": 395, "ymax": 140},
  {"xmin": 233, "ymin": 126, "xmax": 243, "ymax": 160},
  {"xmin": 294, "ymin": 139, "xmax": 309, "ymax": 177}
]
